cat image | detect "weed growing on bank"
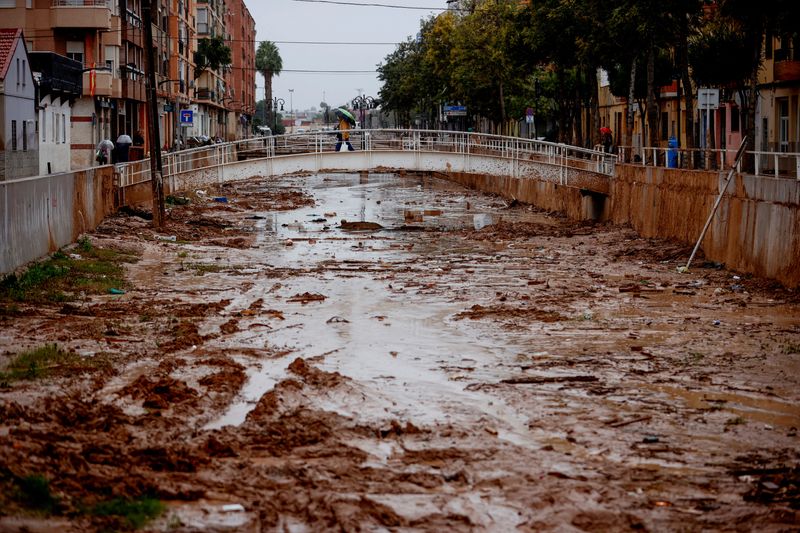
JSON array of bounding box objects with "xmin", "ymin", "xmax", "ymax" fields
[{"xmin": 0, "ymin": 238, "xmax": 139, "ymax": 305}]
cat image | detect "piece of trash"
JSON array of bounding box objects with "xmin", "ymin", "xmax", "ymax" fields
[
  {"xmin": 326, "ymin": 316, "xmax": 349, "ymax": 324},
  {"xmin": 582, "ymin": 310, "xmax": 593, "ymax": 320},
  {"xmin": 653, "ymin": 501, "xmax": 672, "ymax": 507},
  {"xmin": 196, "ymin": 189, "xmax": 207, "ymax": 196},
  {"xmin": 108, "ymin": 288, "xmax": 126, "ymax": 295},
  {"xmin": 324, "ymin": 212, "xmax": 336, "ymax": 217},
  {"xmin": 340, "ymin": 220, "xmax": 383, "ymax": 231},
  {"xmin": 69, "ymin": 253, "xmax": 82, "ymax": 260},
  {"xmin": 676, "ymin": 266, "xmax": 689, "ymax": 274},
  {"xmin": 764, "ymin": 424, "xmax": 774, "ymax": 431},
  {"xmin": 310, "ymin": 218, "xmax": 327, "ymax": 223},
  {"xmin": 213, "ymin": 196, "xmax": 228, "ymax": 203},
  {"xmin": 159, "ymin": 235, "xmax": 177, "ymax": 242},
  {"xmin": 221, "ymin": 504, "xmax": 245, "ymax": 513},
  {"xmin": 730, "ymin": 284, "xmax": 744, "ymax": 292},
  {"xmin": 642, "ymin": 435, "xmax": 660, "ymax": 444},
  {"xmin": 473, "ymin": 213, "xmax": 493, "ymax": 230},
  {"xmin": 283, "ymin": 239, "xmax": 293, "ymax": 246},
  {"xmin": 713, "ymin": 320, "xmax": 721, "ymax": 326},
  {"xmin": 713, "ymin": 287, "xmax": 725, "ymax": 295},
  {"xmin": 762, "ymin": 481, "xmax": 780, "ymax": 491},
  {"xmin": 732, "ymin": 275, "xmax": 741, "ymax": 280}
]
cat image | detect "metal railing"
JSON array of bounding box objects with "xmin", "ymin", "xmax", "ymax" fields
[
  {"xmin": 116, "ymin": 129, "xmax": 617, "ymax": 187},
  {"xmin": 52, "ymin": 0, "xmax": 111, "ymax": 6},
  {"xmin": 616, "ymin": 144, "xmax": 800, "ymax": 179}
]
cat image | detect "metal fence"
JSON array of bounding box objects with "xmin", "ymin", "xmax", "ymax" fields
[
  {"xmin": 616, "ymin": 144, "xmax": 800, "ymax": 179},
  {"xmin": 116, "ymin": 129, "xmax": 617, "ymax": 187}
]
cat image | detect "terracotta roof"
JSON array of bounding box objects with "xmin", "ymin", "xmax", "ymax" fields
[{"xmin": 0, "ymin": 28, "xmax": 23, "ymax": 81}]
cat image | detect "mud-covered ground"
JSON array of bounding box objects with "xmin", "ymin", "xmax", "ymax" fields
[{"xmin": 1, "ymin": 172, "xmax": 799, "ymax": 532}]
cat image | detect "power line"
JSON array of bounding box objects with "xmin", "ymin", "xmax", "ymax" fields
[{"xmin": 292, "ymin": 0, "xmax": 450, "ymax": 10}]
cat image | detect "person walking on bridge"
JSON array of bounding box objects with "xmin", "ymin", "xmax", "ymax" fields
[{"xmin": 334, "ymin": 108, "xmax": 356, "ymax": 152}]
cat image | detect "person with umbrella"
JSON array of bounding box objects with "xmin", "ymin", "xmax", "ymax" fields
[
  {"xmin": 599, "ymin": 126, "xmax": 613, "ymax": 153},
  {"xmin": 334, "ymin": 108, "xmax": 356, "ymax": 152},
  {"xmin": 115, "ymin": 134, "xmax": 132, "ymax": 163},
  {"xmin": 95, "ymin": 139, "xmax": 114, "ymax": 165}
]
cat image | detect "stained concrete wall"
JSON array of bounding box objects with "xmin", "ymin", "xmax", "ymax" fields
[
  {"xmin": 446, "ymin": 164, "xmax": 799, "ymax": 287},
  {"xmin": 0, "ymin": 166, "xmax": 116, "ymax": 274},
  {"xmin": 610, "ymin": 165, "xmax": 800, "ymax": 287}
]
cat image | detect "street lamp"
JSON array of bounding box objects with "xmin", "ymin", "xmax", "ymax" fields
[
  {"xmin": 288, "ymin": 89, "xmax": 294, "ymax": 131},
  {"xmin": 271, "ymin": 97, "xmax": 285, "ymax": 132},
  {"xmin": 351, "ymin": 94, "xmax": 375, "ymax": 129}
]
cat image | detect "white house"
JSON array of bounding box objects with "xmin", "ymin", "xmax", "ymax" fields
[
  {"xmin": 0, "ymin": 28, "xmax": 38, "ymax": 181},
  {"xmin": 29, "ymin": 51, "xmax": 83, "ymax": 175}
]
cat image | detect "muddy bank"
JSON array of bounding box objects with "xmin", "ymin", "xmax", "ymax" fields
[{"xmin": 1, "ymin": 172, "xmax": 799, "ymax": 531}]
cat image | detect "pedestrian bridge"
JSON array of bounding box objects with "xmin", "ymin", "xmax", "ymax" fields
[{"xmin": 118, "ymin": 129, "xmax": 616, "ymax": 204}]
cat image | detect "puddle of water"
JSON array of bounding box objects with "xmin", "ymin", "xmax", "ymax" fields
[
  {"xmin": 203, "ymin": 356, "xmax": 292, "ymax": 429},
  {"xmin": 645, "ymin": 383, "xmax": 800, "ymax": 428}
]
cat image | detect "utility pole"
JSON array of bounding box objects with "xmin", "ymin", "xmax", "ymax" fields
[{"xmin": 143, "ymin": 0, "xmax": 166, "ymax": 227}]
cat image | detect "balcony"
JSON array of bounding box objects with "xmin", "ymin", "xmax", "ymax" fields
[
  {"xmin": 28, "ymin": 52, "xmax": 83, "ymax": 99},
  {"xmin": 51, "ymin": 0, "xmax": 112, "ymax": 30},
  {"xmin": 82, "ymin": 69, "xmax": 113, "ymax": 97},
  {"xmin": 774, "ymin": 60, "xmax": 800, "ymax": 82}
]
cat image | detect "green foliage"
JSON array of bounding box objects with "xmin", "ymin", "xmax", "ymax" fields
[
  {"xmin": 194, "ymin": 36, "xmax": 232, "ymax": 78},
  {"xmin": 0, "ymin": 343, "xmax": 110, "ymax": 383},
  {"xmin": 16, "ymin": 475, "xmax": 58, "ymax": 514},
  {"xmin": 91, "ymin": 497, "xmax": 165, "ymax": 530},
  {"xmin": 0, "ymin": 244, "xmax": 138, "ymax": 303},
  {"xmin": 689, "ymin": 18, "xmax": 754, "ymax": 88},
  {"xmin": 255, "ymin": 41, "xmax": 283, "ymax": 78}
]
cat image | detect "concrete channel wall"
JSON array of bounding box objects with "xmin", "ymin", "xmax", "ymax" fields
[
  {"xmin": 444, "ymin": 165, "xmax": 800, "ymax": 287},
  {"xmin": 610, "ymin": 165, "xmax": 800, "ymax": 287},
  {"xmin": 1, "ymin": 166, "xmax": 116, "ymax": 274},
  {"xmin": 2, "ymin": 143, "xmax": 798, "ymax": 288}
]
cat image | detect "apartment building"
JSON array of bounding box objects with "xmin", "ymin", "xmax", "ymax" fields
[
  {"xmin": 192, "ymin": 0, "xmax": 225, "ymax": 139},
  {"xmin": 0, "ymin": 0, "xmax": 125, "ymax": 168},
  {"xmin": 224, "ymin": 0, "xmax": 255, "ymax": 140}
]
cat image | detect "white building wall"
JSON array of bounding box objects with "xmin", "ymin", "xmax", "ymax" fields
[
  {"xmin": 38, "ymin": 95, "xmax": 72, "ymax": 174},
  {"xmin": 1, "ymin": 36, "xmax": 38, "ymax": 180}
]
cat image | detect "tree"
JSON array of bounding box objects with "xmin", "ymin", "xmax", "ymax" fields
[
  {"xmin": 256, "ymin": 41, "xmax": 283, "ymax": 131},
  {"xmin": 194, "ymin": 36, "xmax": 231, "ymax": 79}
]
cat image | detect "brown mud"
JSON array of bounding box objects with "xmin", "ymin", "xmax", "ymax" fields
[{"xmin": 0, "ymin": 172, "xmax": 799, "ymax": 531}]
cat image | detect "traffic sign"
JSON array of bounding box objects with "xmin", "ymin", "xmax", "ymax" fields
[
  {"xmin": 697, "ymin": 88, "xmax": 719, "ymax": 110},
  {"xmin": 444, "ymin": 105, "xmax": 467, "ymax": 117},
  {"xmin": 180, "ymin": 109, "xmax": 193, "ymax": 126}
]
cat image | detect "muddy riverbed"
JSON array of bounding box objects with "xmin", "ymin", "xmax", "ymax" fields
[{"xmin": 1, "ymin": 172, "xmax": 799, "ymax": 531}]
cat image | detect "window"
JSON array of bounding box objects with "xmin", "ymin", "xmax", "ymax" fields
[
  {"xmin": 22, "ymin": 121, "xmax": 27, "ymax": 151},
  {"xmin": 731, "ymin": 107, "xmax": 740, "ymax": 132},
  {"xmin": 105, "ymin": 45, "xmax": 115, "ymax": 75},
  {"xmin": 16, "ymin": 57, "xmax": 19, "ymax": 86},
  {"xmin": 41, "ymin": 109, "xmax": 46, "ymax": 143},
  {"xmin": 661, "ymin": 112, "xmax": 669, "ymax": 140},
  {"xmin": 11, "ymin": 120, "xmax": 17, "ymax": 151},
  {"xmin": 66, "ymin": 41, "xmax": 84, "ymax": 66},
  {"xmin": 22, "ymin": 59, "xmax": 26, "ymax": 86},
  {"xmin": 197, "ymin": 8, "xmax": 208, "ymax": 34},
  {"xmin": 62, "ymin": 113, "xmax": 66, "ymax": 143},
  {"xmin": 55, "ymin": 114, "xmax": 59, "ymax": 144},
  {"xmin": 0, "ymin": 0, "xmax": 15, "ymax": 7}
]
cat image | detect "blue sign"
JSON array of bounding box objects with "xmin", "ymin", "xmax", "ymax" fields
[
  {"xmin": 180, "ymin": 109, "xmax": 193, "ymax": 125},
  {"xmin": 444, "ymin": 105, "xmax": 467, "ymax": 117}
]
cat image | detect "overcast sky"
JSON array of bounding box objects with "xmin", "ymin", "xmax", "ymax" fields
[{"xmin": 247, "ymin": 0, "xmax": 449, "ymax": 112}]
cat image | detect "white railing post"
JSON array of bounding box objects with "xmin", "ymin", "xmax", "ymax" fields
[{"xmin": 775, "ymin": 154, "xmax": 779, "ymax": 178}]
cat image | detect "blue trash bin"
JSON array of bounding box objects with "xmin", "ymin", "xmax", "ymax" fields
[{"xmin": 667, "ymin": 136, "xmax": 678, "ymax": 168}]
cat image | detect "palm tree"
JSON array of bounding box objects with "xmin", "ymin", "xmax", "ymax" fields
[{"xmin": 255, "ymin": 41, "xmax": 283, "ymax": 129}]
